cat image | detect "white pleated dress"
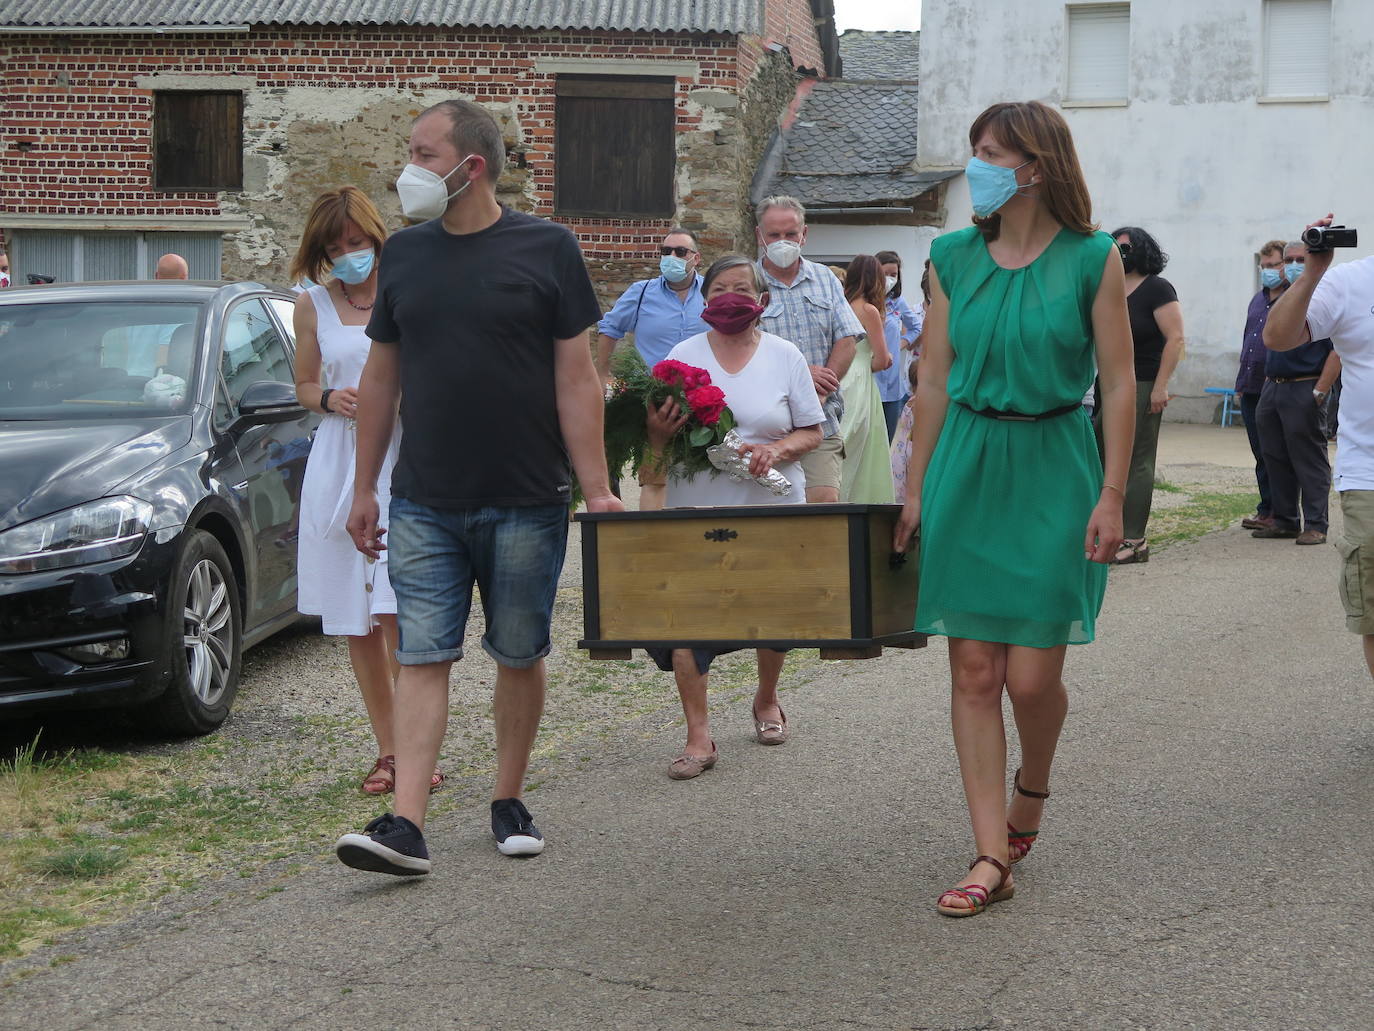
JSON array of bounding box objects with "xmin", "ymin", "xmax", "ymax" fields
[{"xmin": 296, "ymin": 285, "xmax": 401, "ymax": 636}]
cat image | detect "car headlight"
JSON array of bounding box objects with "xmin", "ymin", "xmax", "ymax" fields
[{"xmin": 0, "ymin": 496, "xmax": 154, "ymax": 575}]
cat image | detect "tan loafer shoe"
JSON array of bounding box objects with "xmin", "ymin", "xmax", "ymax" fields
[
  {"xmin": 668, "ymin": 743, "xmax": 718, "ymax": 780},
  {"xmin": 1295, "ymin": 529, "xmax": 1327, "ymax": 545},
  {"xmin": 753, "ymin": 704, "xmax": 788, "ymax": 745}
]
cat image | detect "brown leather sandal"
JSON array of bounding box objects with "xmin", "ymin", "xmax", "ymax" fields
[
  {"xmin": 936, "ymin": 855, "xmax": 1014, "ymax": 917},
  {"xmin": 361, "ymin": 754, "xmax": 396, "ymax": 795},
  {"xmin": 1007, "ymin": 767, "xmax": 1049, "ymax": 864}
]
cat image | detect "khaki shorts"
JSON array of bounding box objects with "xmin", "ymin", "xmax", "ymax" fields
[
  {"xmin": 1337, "ymin": 490, "xmax": 1374, "ymax": 634},
  {"xmin": 799, "ymin": 435, "xmax": 845, "ymax": 494}
]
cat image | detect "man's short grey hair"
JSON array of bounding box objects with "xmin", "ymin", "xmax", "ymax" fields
[
  {"xmin": 755, "ymin": 195, "xmax": 807, "ymax": 227},
  {"xmin": 664, "ymin": 226, "xmax": 700, "ymax": 249}
]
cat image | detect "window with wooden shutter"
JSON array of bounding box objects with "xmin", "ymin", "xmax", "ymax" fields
[
  {"xmin": 1263, "ymin": 0, "xmax": 1331, "ymax": 99},
  {"xmin": 555, "ymin": 76, "xmax": 676, "ymax": 217},
  {"xmin": 153, "ymin": 91, "xmax": 244, "ymax": 191},
  {"xmin": 1065, "ymin": 4, "xmax": 1130, "ymax": 104}
]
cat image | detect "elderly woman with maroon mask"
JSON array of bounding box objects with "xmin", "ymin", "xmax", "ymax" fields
[{"xmin": 644, "ymin": 254, "xmax": 824, "ymax": 779}]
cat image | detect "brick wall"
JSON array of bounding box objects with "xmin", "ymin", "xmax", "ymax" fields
[{"xmin": 1, "ymin": 18, "xmax": 822, "ymax": 309}]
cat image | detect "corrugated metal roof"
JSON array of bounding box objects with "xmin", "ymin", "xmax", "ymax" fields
[{"xmin": 0, "ymin": 1, "xmax": 763, "ymax": 33}]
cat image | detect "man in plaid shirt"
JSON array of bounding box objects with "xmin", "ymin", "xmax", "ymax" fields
[{"xmin": 755, "ymin": 195, "xmax": 863, "ymax": 503}]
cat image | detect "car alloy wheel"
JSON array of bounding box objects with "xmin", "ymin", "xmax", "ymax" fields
[{"xmin": 182, "ymin": 556, "xmax": 234, "ymax": 708}]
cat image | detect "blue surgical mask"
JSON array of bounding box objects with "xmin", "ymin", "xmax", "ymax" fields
[
  {"xmin": 965, "ymin": 156, "xmax": 1032, "ymax": 217},
  {"xmin": 660, "ymin": 255, "xmax": 689, "ymax": 282},
  {"xmin": 1284, "ymin": 261, "xmax": 1303, "ymax": 284},
  {"xmin": 332, "ymin": 248, "xmax": 375, "ymax": 284},
  {"xmin": 1259, "ymin": 266, "xmax": 1282, "ymax": 289}
]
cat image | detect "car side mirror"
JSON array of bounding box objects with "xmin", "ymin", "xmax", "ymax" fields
[{"xmin": 236, "ymin": 380, "xmax": 306, "ymax": 423}]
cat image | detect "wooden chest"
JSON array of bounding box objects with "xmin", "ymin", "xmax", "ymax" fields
[{"xmin": 575, "ymin": 504, "xmax": 925, "ymax": 659}]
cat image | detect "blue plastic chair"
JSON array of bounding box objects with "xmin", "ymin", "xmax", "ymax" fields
[{"xmin": 1204, "ymin": 387, "xmax": 1240, "ymax": 427}]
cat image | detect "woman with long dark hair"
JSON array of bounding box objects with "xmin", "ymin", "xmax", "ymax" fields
[{"xmin": 893, "ymin": 101, "xmax": 1134, "ymax": 917}]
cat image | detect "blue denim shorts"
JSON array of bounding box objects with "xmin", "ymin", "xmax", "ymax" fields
[{"xmin": 386, "ymin": 497, "xmax": 569, "ymax": 668}]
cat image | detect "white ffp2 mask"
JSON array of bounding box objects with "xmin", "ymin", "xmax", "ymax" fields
[{"xmin": 395, "ymin": 156, "xmax": 474, "ymax": 221}]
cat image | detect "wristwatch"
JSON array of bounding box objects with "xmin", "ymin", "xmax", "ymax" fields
[
  {"xmin": 1314, "ymin": 389, "xmax": 1328, "ymax": 402},
  {"xmin": 319, "ymin": 388, "xmax": 334, "ymax": 413}
]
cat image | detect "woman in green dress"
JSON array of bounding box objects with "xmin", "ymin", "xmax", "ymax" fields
[{"xmin": 892, "ymin": 101, "xmax": 1135, "ymax": 917}]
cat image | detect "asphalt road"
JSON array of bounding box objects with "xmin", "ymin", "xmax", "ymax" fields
[{"xmin": 3, "ymin": 425, "xmax": 1372, "ymax": 1031}]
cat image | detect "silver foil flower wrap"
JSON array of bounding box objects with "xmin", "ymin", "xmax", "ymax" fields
[{"xmin": 706, "ymin": 428, "xmax": 793, "ymax": 497}]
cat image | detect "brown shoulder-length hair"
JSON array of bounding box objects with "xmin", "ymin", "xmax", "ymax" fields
[
  {"xmin": 844, "ymin": 254, "xmax": 886, "ymax": 310},
  {"xmin": 289, "ymin": 186, "xmax": 388, "ymax": 285},
  {"xmin": 968, "ymin": 101, "xmax": 1097, "ymax": 241}
]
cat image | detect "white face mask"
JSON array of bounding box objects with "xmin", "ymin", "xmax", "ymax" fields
[
  {"xmin": 884, "ymin": 275, "xmax": 898, "ymax": 294},
  {"xmin": 395, "ymin": 155, "xmax": 474, "ymax": 221},
  {"xmin": 763, "ymin": 239, "xmax": 802, "ymax": 269}
]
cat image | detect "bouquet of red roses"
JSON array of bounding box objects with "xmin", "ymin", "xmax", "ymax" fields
[{"xmin": 603, "ymin": 349, "xmax": 737, "ymax": 482}]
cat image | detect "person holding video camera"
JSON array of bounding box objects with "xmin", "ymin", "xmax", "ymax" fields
[{"xmin": 1263, "ymin": 215, "xmax": 1372, "ymax": 672}]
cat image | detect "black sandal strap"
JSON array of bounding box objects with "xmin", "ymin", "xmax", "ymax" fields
[{"xmin": 1014, "ymin": 767, "xmax": 1050, "ymax": 799}]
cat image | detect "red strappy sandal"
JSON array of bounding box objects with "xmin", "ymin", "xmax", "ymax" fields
[
  {"xmin": 1007, "ymin": 767, "xmax": 1050, "ymax": 864},
  {"xmin": 935, "ymin": 855, "xmax": 1014, "ymax": 917},
  {"xmin": 361, "ymin": 754, "xmax": 396, "ymax": 795}
]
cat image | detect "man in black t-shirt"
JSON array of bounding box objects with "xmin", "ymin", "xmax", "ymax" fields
[{"xmin": 334, "ymin": 99, "xmax": 621, "ymax": 877}]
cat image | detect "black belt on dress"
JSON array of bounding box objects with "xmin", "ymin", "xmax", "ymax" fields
[{"xmin": 957, "ymin": 400, "xmax": 1083, "ymax": 422}]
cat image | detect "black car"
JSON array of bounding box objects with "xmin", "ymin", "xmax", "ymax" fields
[{"xmin": 0, "ymin": 281, "xmax": 317, "ymax": 734}]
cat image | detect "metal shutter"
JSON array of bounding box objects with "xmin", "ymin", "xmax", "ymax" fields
[
  {"xmin": 1066, "ymin": 5, "xmax": 1131, "ymax": 103},
  {"xmin": 1264, "ymin": 0, "xmax": 1331, "ymax": 98}
]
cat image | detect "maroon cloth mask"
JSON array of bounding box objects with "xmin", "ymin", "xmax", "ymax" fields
[{"xmin": 701, "ymin": 292, "xmax": 766, "ymax": 335}]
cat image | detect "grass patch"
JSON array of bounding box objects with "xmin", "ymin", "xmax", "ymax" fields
[
  {"xmin": 30, "ymin": 846, "xmax": 128, "ymax": 880},
  {"xmin": 1148, "ymin": 488, "xmax": 1259, "ymax": 550}
]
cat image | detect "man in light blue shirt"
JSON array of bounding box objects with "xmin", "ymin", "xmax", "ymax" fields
[
  {"xmin": 595, "ymin": 228, "xmax": 707, "ymax": 508},
  {"xmin": 595, "ymin": 228, "xmax": 707, "ymax": 381},
  {"xmin": 755, "ymin": 195, "xmax": 862, "ymax": 503}
]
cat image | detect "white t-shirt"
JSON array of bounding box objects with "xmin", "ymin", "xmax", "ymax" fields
[
  {"xmin": 1308, "ymin": 255, "xmax": 1374, "ymax": 490},
  {"xmin": 664, "ymin": 331, "xmax": 826, "ymax": 508}
]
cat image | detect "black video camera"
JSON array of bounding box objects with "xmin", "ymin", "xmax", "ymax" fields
[
  {"xmin": 26, "ymin": 273, "xmax": 55, "ymax": 285},
  {"xmin": 1301, "ymin": 225, "xmax": 1358, "ymax": 252}
]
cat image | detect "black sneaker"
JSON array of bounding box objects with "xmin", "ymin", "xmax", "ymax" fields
[
  {"xmin": 335, "ymin": 813, "xmax": 431, "ymax": 875},
  {"xmin": 491, "ymin": 797, "xmax": 544, "ymax": 856}
]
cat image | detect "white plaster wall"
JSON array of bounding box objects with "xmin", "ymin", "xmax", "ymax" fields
[
  {"xmin": 803, "ymin": 223, "xmax": 941, "ymax": 284},
  {"xmin": 919, "ymin": 0, "xmax": 1374, "ymax": 420}
]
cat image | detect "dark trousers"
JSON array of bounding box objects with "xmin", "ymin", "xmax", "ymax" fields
[
  {"xmin": 1239, "ymin": 391, "xmax": 1272, "ymax": 517},
  {"xmin": 1256, "ymin": 379, "xmax": 1331, "ymax": 532},
  {"xmin": 881, "ymin": 398, "xmax": 906, "ymax": 442},
  {"xmin": 1093, "ymin": 380, "xmax": 1164, "ymax": 539}
]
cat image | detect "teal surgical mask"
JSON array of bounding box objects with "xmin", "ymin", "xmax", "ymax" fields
[
  {"xmin": 1259, "ymin": 266, "xmax": 1283, "ymax": 289},
  {"xmin": 660, "ymin": 255, "xmax": 689, "ymax": 282},
  {"xmin": 966, "ymin": 156, "xmax": 1033, "ymax": 217},
  {"xmin": 332, "ymin": 248, "xmax": 375, "ymax": 284},
  {"xmin": 1284, "ymin": 261, "xmax": 1303, "ymax": 284}
]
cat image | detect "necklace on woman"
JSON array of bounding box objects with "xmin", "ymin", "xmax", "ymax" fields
[{"xmin": 340, "ymin": 281, "xmax": 374, "ymax": 311}]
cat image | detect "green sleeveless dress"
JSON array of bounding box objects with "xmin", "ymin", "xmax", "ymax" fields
[{"xmin": 916, "ymin": 226, "xmax": 1113, "ymax": 647}]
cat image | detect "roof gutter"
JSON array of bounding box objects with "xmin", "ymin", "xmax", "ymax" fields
[{"xmin": 0, "ymin": 25, "xmax": 251, "ymax": 34}]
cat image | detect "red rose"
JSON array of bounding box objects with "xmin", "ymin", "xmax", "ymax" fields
[
  {"xmin": 684, "ymin": 367, "xmax": 713, "ymax": 390},
  {"xmin": 685, "ymin": 384, "xmax": 727, "ymax": 426},
  {"xmin": 651, "ymin": 359, "xmax": 690, "ymax": 386}
]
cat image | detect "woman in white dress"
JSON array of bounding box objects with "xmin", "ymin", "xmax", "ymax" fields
[
  {"xmin": 645, "ymin": 255, "xmax": 824, "ymax": 779},
  {"xmin": 290, "ymin": 187, "xmax": 440, "ymax": 795}
]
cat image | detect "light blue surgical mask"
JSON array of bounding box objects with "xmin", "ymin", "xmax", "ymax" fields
[
  {"xmin": 965, "ymin": 156, "xmax": 1033, "ymax": 217},
  {"xmin": 1259, "ymin": 266, "xmax": 1283, "ymax": 289},
  {"xmin": 660, "ymin": 255, "xmax": 689, "ymax": 282},
  {"xmin": 332, "ymin": 248, "xmax": 375, "ymax": 284},
  {"xmin": 1284, "ymin": 261, "xmax": 1303, "ymax": 284}
]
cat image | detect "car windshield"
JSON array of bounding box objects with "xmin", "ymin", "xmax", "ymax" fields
[{"xmin": 0, "ymin": 301, "xmax": 203, "ymax": 420}]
